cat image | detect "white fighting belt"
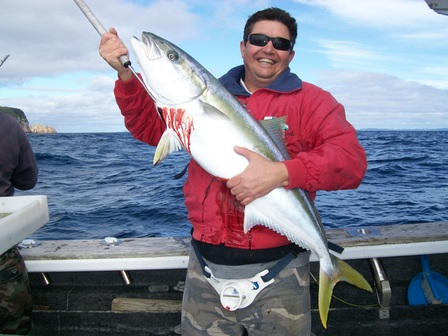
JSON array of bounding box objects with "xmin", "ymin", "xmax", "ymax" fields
[
  {"xmin": 191, "ymin": 240, "xmax": 297, "ymax": 311},
  {"xmin": 204, "ymin": 265, "xmax": 274, "ymax": 310}
]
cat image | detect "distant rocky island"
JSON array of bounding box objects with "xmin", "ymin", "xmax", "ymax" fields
[{"xmin": 0, "ymin": 106, "xmax": 57, "ymax": 134}]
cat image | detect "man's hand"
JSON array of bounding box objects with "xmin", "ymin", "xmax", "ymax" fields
[
  {"xmin": 226, "ymin": 146, "xmax": 289, "ymax": 205},
  {"xmin": 99, "ymin": 28, "xmax": 133, "ymax": 81}
]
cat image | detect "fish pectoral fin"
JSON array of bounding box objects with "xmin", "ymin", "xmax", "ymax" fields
[
  {"xmin": 318, "ymin": 257, "xmax": 373, "ymax": 328},
  {"xmin": 153, "ymin": 129, "xmax": 183, "ymax": 165},
  {"xmin": 201, "ymin": 101, "xmax": 231, "ymax": 119}
]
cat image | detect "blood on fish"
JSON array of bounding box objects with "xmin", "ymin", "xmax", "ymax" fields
[{"xmin": 158, "ymin": 107, "xmax": 194, "ymax": 153}]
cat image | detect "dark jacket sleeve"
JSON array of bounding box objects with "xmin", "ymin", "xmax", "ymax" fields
[{"xmin": 0, "ymin": 114, "xmax": 38, "ymax": 196}]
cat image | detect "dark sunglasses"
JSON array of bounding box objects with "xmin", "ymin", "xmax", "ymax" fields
[{"xmin": 248, "ymin": 33, "xmax": 292, "ymax": 51}]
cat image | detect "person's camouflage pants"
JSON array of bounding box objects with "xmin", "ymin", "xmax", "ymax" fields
[
  {"xmin": 181, "ymin": 249, "xmax": 312, "ymax": 335},
  {"xmin": 0, "ymin": 247, "xmax": 33, "ymax": 335}
]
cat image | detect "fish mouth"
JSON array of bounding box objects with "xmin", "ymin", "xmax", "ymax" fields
[{"xmin": 131, "ymin": 33, "xmax": 162, "ymax": 61}]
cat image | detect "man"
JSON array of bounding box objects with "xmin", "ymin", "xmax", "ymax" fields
[
  {"xmin": 0, "ymin": 112, "xmax": 38, "ymax": 334},
  {"xmin": 100, "ymin": 7, "xmax": 367, "ymax": 335}
]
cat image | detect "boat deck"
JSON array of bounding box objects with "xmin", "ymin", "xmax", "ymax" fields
[{"xmin": 21, "ymin": 222, "xmax": 448, "ymax": 335}]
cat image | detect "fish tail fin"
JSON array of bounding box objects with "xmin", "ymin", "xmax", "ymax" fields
[
  {"xmin": 337, "ymin": 257, "xmax": 373, "ymax": 292},
  {"xmin": 318, "ymin": 256, "xmax": 373, "ymax": 328}
]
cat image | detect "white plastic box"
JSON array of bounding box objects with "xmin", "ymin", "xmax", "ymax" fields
[{"xmin": 0, "ymin": 195, "xmax": 49, "ymax": 254}]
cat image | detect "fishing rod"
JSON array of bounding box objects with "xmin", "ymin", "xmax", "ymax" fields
[
  {"xmin": 0, "ymin": 54, "xmax": 10, "ymax": 68},
  {"xmin": 73, "ymin": 0, "xmax": 148, "ymax": 90}
]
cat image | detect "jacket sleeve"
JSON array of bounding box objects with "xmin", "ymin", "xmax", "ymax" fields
[
  {"xmin": 9, "ymin": 122, "xmax": 38, "ymax": 193},
  {"xmin": 114, "ymin": 75, "xmax": 166, "ymax": 146},
  {"xmin": 283, "ymin": 84, "xmax": 367, "ymax": 193}
]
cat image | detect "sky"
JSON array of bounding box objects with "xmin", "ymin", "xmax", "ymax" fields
[{"xmin": 0, "ymin": 0, "xmax": 447, "ymax": 133}]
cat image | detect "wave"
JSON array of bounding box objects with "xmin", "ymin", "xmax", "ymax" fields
[{"xmin": 20, "ymin": 131, "xmax": 448, "ymax": 240}]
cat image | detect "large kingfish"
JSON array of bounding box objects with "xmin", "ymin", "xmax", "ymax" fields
[{"xmin": 130, "ymin": 32, "xmax": 372, "ymax": 328}]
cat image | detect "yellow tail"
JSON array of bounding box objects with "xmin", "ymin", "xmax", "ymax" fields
[{"xmin": 318, "ymin": 256, "xmax": 373, "ymax": 328}]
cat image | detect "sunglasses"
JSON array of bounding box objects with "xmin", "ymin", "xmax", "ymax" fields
[{"xmin": 247, "ymin": 34, "xmax": 293, "ymax": 51}]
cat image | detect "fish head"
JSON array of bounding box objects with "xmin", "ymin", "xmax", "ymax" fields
[{"xmin": 131, "ymin": 32, "xmax": 206, "ymax": 105}]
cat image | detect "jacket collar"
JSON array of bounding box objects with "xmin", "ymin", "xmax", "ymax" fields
[{"xmin": 219, "ymin": 65, "xmax": 302, "ymax": 96}]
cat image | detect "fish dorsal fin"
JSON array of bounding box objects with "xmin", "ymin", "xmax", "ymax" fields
[
  {"xmin": 259, "ymin": 117, "xmax": 290, "ymax": 159},
  {"xmin": 244, "ymin": 200, "xmax": 309, "ymax": 250},
  {"xmin": 153, "ymin": 129, "xmax": 183, "ymax": 165}
]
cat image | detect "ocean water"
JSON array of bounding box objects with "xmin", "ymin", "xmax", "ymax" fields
[{"xmin": 18, "ymin": 131, "xmax": 448, "ymax": 240}]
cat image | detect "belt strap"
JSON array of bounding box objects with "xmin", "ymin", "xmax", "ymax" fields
[{"xmin": 191, "ymin": 239, "xmax": 297, "ymax": 282}]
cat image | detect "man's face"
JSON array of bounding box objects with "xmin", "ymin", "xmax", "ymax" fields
[{"xmin": 240, "ymin": 20, "xmax": 295, "ymax": 92}]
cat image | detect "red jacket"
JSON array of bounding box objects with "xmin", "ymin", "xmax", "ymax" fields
[{"xmin": 114, "ymin": 66, "xmax": 367, "ymax": 250}]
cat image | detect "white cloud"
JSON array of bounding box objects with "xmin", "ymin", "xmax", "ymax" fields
[
  {"xmin": 1, "ymin": 0, "xmax": 447, "ymax": 132},
  {"xmin": 0, "ymin": 0, "xmax": 202, "ymax": 83},
  {"xmin": 1, "ymin": 88, "xmax": 122, "ymax": 133},
  {"xmin": 296, "ymin": 0, "xmax": 448, "ymax": 90},
  {"xmin": 316, "ymin": 70, "xmax": 448, "ymax": 129},
  {"xmin": 294, "ymin": 0, "xmax": 439, "ymax": 28},
  {"xmin": 316, "ymin": 40, "xmax": 390, "ymax": 70},
  {"xmin": 0, "ymin": 0, "xmax": 206, "ymax": 132}
]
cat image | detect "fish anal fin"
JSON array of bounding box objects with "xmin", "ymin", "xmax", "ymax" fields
[
  {"xmin": 153, "ymin": 129, "xmax": 183, "ymax": 165},
  {"xmin": 243, "ymin": 203, "xmax": 269, "ymax": 233},
  {"xmin": 243, "ymin": 202, "xmax": 308, "ymax": 250},
  {"xmin": 318, "ymin": 256, "xmax": 373, "ymax": 328}
]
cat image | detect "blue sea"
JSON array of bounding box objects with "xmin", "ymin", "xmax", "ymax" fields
[{"xmin": 19, "ymin": 131, "xmax": 448, "ymax": 240}]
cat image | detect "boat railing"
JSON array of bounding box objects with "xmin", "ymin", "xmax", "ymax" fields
[{"xmin": 20, "ymin": 221, "xmax": 448, "ymax": 320}]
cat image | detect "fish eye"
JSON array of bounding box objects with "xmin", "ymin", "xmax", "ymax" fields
[{"xmin": 167, "ymin": 50, "xmax": 179, "ymax": 62}]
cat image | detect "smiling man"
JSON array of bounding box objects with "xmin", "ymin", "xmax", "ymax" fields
[
  {"xmin": 240, "ymin": 21, "xmax": 295, "ymax": 92},
  {"xmin": 100, "ymin": 7, "xmax": 367, "ymax": 335}
]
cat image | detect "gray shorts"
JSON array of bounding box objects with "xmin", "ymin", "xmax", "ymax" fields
[{"xmin": 181, "ymin": 247, "xmax": 312, "ymax": 336}]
